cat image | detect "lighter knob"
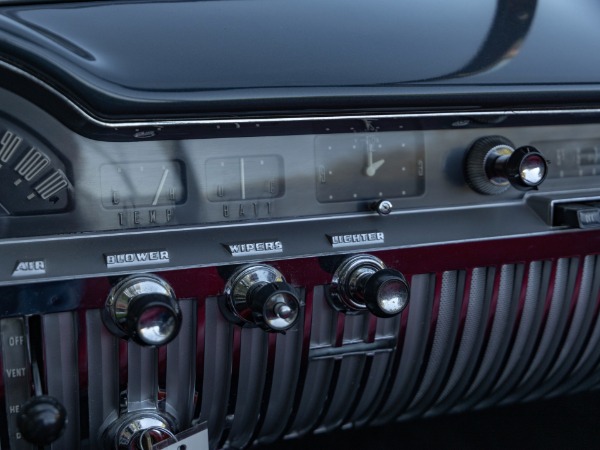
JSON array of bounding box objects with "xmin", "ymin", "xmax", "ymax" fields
[{"xmin": 328, "ymin": 254, "xmax": 409, "ymax": 317}]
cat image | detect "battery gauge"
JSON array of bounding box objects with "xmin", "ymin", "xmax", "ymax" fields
[{"xmin": 205, "ymin": 155, "xmax": 284, "ymax": 202}]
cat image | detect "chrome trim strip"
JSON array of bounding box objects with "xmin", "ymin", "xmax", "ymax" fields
[
  {"xmin": 2, "ymin": 59, "xmax": 600, "ymax": 129},
  {"xmin": 0, "ymin": 197, "xmax": 549, "ymax": 246}
]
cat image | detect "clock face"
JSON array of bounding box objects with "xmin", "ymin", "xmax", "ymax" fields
[{"xmin": 315, "ymin": 133, "xmax": 425, "ymax": 203}]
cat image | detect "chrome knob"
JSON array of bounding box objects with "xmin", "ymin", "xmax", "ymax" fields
[
  {"xmin": 223, "ymin": 265, "xmax": 300, "ymax": 332},
  {"xmin": 328, "ymin": 254, "xmax": 409, "ymax": 317},
  {"xmin": 464, "ymin": 136, "xmax": 548, "ymax": 195},
  {"xmin": 103, "ymin": 411, "xmax": 178, "ymax": 450},
  {"xmin": 103, "ymin": 274, "xmax": 182, "ymax": 347}
]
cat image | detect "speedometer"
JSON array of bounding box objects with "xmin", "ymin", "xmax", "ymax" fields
[{"xmin": 0, "ymin": 117, "xmax": 71, "ymax": 215}]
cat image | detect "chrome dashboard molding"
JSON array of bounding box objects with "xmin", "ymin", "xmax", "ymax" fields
[
  {"xmin": 3, "ymin": 59, "xmax": 600, "ymax": 131},
  {"xmin": 0, "ymin": 208, "xmax": 584, "ymax": 287},
  {"xmin": 80, "ymin": 108, "xmax": 600, "ymax": 130},
  {"xmin": 1, "ymin": 2, "xmax": 600, "ymax": 448}
]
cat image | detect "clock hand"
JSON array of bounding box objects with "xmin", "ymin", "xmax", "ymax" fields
[{"xmin": 365, "ymin": 159, "xmax": 385, "ymax": 177}]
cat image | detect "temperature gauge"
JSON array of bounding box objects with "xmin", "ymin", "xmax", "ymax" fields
[{"xmin": 100, "ymin": 161, "xmax": 186, "ymax": 208}]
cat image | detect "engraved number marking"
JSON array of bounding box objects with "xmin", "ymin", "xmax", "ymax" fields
[
  {"xmin": 33, "ymin": 170, "xmax": 68, "ymax": 200},
  {"xmin": 14, "ymin": 148, "xmax": 50, "ymax": 181},
  {"xmin": 0, "ymin": 130, "xmax": 22, "ymax": 165}
]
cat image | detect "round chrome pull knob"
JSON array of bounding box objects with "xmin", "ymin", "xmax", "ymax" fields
[
  {"xmin": 363, "ymin": 268, "xmax": 410, "ymax": 317},
  {"xmin": 504, "ymin": 146, "xmax": 547, "ymax": 189},
  {"xmin": 328, "ymin": 254, "xmax": 410, "ymax": 318},
  {"xmin": 464, "ymin": 136, "xmax": 548, "ymax": 195},
  {"xmin": 519, "ymin": 151, "xmax": 546, "ymax": 185},
  {"xmin": 103, "ymin": 411, "xmax": 178, "ymax": 450},
  {"xmin": 103, "ymin": 274, "xmax": 182, "ymax": 347},
  {"xmin": 248, "ymin": 282, "xmax": 300, "ymax": 331},
  {"xmin": 223, "ymin": 265, "xmax": 301, "ymax": 332},
  {"xmin": 16, "ymin": 395, "xmax": 67, "ymax": 446}
]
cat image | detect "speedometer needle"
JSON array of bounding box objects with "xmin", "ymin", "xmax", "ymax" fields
[{"xmin": 152, "ymin": 168, "xmax": 169, "ymax": 206}]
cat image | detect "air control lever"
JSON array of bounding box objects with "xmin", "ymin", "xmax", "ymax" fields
[
  {"xmin": 16, "ymin": 351, "xmax": 67, "ymax": 446},
  {"xmin": 327, "ymin": 254, "xmax": 410, "ymax": 317},
  {"xmin": 222, "ymin": 264, "xmax": 301, "ymax": 332},
  {"xmin": 17, "ymin": 395, "xmax": 67, "ymax": 446}
]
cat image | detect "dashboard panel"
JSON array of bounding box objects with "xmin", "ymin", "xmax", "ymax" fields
[
  {"xmin": 2, "ymin": 84, "xmax": 600, "ymax": 285},
  {"xmin": 2, "ymin": 1, "xmax": 600, "ymax": 450}
]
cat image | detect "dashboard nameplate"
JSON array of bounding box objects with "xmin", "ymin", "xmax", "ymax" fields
[
  {"xmin": 327, "ymin": 231, "xmax": 385, "ymax": 248},
  {"xmin": 12, "ymin": 260, "xmax": 46, "ymax": 277},
  {"xmin": 104, "ymin": 250, "xmax": 170, "ymax": 268},
  {"xmin": 224, "ymin": 240, "xmax": 283, "ymax": 257}
]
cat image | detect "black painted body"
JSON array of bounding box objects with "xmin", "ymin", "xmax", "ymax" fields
[
  {"xmin": 0, "ymin": 0, "xmax": 598, "ymax": 120},
  {"xmin": 1, "ymin": 1, "xmax": 600, "ymax": 450}
]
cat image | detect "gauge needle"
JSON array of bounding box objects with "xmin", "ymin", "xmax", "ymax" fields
[{"xmin": 152, "ymin": 168, "xmax": 169, "ymax": 206}]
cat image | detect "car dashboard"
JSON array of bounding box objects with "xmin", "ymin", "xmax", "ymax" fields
[{"xmin": 2, "ymin": 0, "xmax": 600, "ymax": 449}]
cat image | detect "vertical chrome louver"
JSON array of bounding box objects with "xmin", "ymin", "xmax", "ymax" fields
[
  {"xmin": 527, "ymin": 256, "xmax": 600, "ymax": 400},
  {"xmin": 453, "ymin": 264, "xmax": 524, "ymax": 412},
  {"xmin": 42, "ymin": 312, "xmax": 80, "ymax": 449},
  {"xmin": 86, "ymin": 309, "xmax": 119, "ymax": 450},
  {"xmin": 197, "ymin": 296, "xmax": 233, "ymax": 449},
  {"xmin": 401, "ymin": 270, "xmax": 465, "ymax": 420},
  {"xmin": 165, "ymin": 299, "xmax": 197, "ymax": 429}
]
